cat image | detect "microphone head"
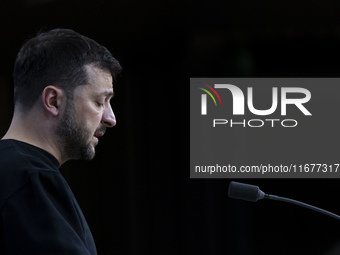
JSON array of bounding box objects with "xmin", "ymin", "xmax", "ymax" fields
[{"xmin": 228, "ymin": 181, "xmax": 265, "ymax": 202}]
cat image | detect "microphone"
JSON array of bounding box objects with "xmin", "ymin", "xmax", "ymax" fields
[
  {"xmin": 228, "ymin": 181, "xmax": 340, "ymax": 220},
  {"xmin": 228, "ymin": 181, "xmax": 265, "ymax": 202}
]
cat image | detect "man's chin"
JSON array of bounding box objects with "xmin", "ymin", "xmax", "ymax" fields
[
  {"xmin": 81, "ymin": 144, "xmax": 96, "ymax": 161},
  {"xmin": 69, "ymin": 142, "xmax": 96, "ymax": 161}
]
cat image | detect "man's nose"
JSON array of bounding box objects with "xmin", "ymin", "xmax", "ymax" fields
[{"xmin": 101, "ymin": 104, "xmax": 116, "ymax": 127}]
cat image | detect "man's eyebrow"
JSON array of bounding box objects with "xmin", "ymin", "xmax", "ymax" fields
[{"xmin": 98, "ymin": 90, "xmax": 114, "ymax": 98}]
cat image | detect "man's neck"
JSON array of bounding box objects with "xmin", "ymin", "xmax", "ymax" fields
[{"xmin": 2, "ymin": 110, "xmax": 66, "ymax": 165}]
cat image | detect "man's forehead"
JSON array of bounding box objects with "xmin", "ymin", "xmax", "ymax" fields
[
  {"xmin": 85, "ymin": 64, "xmax": 113, "ymax": 91},
  {"xmin": 85, "ymin": 64, "xmax": 113, "ymax": 82}
]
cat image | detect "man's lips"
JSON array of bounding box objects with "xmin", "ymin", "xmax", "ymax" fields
[
  {"xmin": 93, "ymin": 136, "xmax": 99, "ymax": 144},
  {"xmin": 94, "ymin": 131, "xmax": 105, "ymax": 138},
  {"xmin": 94, "ymin": 127, "xmax": 106, "ymax": 138},
  {"xmin": 93, "ymin": 127, "xmax": 106, "ymax": 144}
]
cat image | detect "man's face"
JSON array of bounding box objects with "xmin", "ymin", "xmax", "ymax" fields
[{"xmin": 56, "ymin": 65, "xmax": 116, "ymax": 161}]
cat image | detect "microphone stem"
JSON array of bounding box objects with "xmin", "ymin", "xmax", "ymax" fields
[{"xmin": 265, "ymin": 194, "xmax": 340, "ymax": 221}]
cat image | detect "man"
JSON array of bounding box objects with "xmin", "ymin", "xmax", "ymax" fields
[{"xmin": 0, "ymin": 28, "xmax": 122, "ymax": 254}]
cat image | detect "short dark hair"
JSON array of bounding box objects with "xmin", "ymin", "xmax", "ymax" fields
[{"xmin": 13, "ymin": 28, "xmax": 122, "ymax": 112}]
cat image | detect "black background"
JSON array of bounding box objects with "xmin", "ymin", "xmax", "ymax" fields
[{"xmin": 1, "ymin": 1, "xmax": 340, "ymax": 254}]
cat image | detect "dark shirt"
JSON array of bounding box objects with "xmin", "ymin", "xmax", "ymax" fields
[{"xmin": 0, "ymin": 139, "xmax": 97, "ymax": 254}]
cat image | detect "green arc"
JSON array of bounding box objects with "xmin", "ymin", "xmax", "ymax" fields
[{"xmin": 199, "ymin": 87, "xmax": 217, "ymax": 106}]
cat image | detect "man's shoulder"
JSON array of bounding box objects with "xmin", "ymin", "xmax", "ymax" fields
[
  {"xmin": 0, "ymin": 139, "xmax": 61, "ymax": 208},
  {"xmin": 0, "ymin": 139, "xmax": 59, "ymax": 172}
]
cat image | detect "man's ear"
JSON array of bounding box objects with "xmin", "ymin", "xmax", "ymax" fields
[{"xmin": 41, "ymin": 86, "xmax": 65, "ymax": 116}]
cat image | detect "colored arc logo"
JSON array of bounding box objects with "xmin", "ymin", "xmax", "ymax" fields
[{"xmin": 197, "ymin": 82, "xmax": 222, "ymax": 106}]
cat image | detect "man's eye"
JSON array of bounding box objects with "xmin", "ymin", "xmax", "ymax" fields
[{"xmin": 96, "ymin": 102, "xmax": 104, "ymax": 107}]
